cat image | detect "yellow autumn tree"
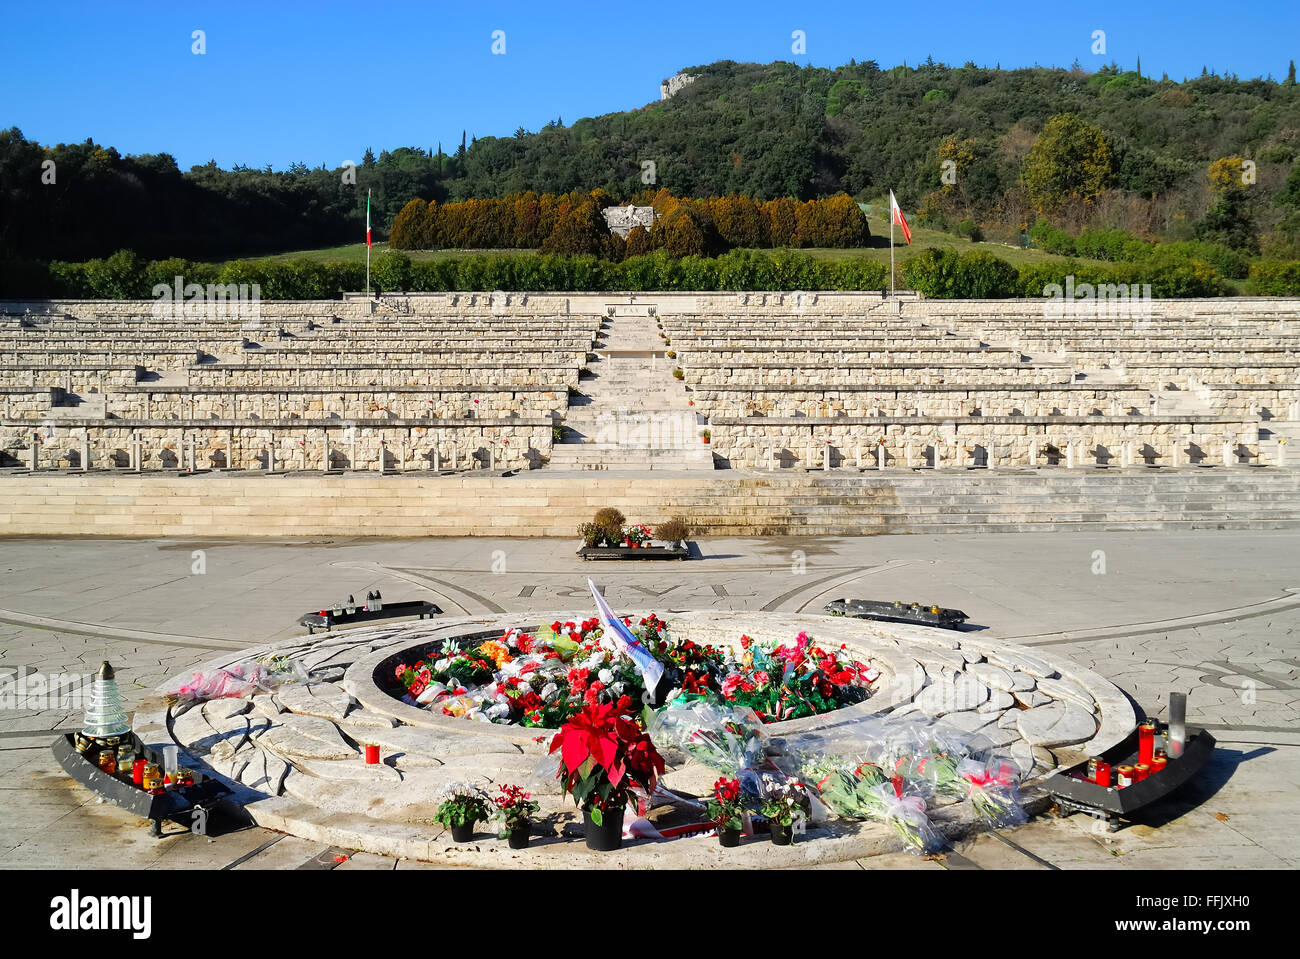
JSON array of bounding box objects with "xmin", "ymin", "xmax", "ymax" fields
[{"xmin": 1207, "ymin": 156, "xmax": 1247, "ymax": 192}]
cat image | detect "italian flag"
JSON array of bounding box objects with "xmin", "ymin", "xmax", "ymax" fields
[
  {"xmin": 890, "ymin": 189, "xmax": 912, "ymax": 245},
  {"xmin": 365, "ymin": 190, "xmax": 372, "ymax": 248}
]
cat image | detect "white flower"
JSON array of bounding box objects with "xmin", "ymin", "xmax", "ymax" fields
[
  {"xmin": 486, "ymin": 702, "xmax": 511, "ymax": 720},
  {"xmin": 437, "ymin": 780, "xmax": 482, "ymax": 801},
  {"xmin": 434, "ymin": 658, "xmax": 451, "ymax": 672},
  {"xmin": 598, "ymin": 668, "xmax": 615, "ymax": 686},
  {"xmin": 541, "ymin": 683, "xmax": 559, "ymax": 701},
  {"xmin": 416, "ymin": 682, "xmax": 446, "ymax": 704}
]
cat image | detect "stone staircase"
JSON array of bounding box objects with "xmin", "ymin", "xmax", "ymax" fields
[
  {"xmin": 1259, "ymin": 419, "xmax": 1300, "ymax": 468},
  {"xmin": 550, "ymin": 308, "xmax": 714, "ymax": 471}
]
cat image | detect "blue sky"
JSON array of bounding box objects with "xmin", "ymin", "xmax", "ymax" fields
[{"xmin": 2, "ymin": 0, "xmax": 1297, "ymax": 171}]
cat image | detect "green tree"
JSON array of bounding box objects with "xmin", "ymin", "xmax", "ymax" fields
[
  {"xmin": 1021, "ymin": 114, "xmax": 1116, "ymax": 217},
  {"xmin": 371, "ymin": 250, "xmax": 412, "ymax": 290}
]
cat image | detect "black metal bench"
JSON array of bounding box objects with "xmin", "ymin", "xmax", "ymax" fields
[{"xmin": 298, "ymin": 600, "xmax": 442, "ymax": 634}]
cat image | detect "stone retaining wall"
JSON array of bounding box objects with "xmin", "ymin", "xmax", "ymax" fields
[{"xmin": 2, "ymin": 469, "xmax": 1297, "ymax": 538}]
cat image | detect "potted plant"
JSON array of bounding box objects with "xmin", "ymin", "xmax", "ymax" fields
[
  {"xmin": 673, "ymin": 368, "xmax": 684, "ymax": 380},
  {"xmin": 759, "ymin": 774, "xmax": 808, "ymax": 845},
  {"xmin": 550, "ymin": 703, "xmax": 666, "ymax": 851},
  {"xmin": 666, "ymin": 350, "xmax": 676, "ymax": 359},
  {"xmin": 701, "ymin": 430, "xmax": 711, "ymax": 445},
  {"xmin": 708, "ymin": 776, "xmax": 746, "ymax": 847},
  {"xmin": 493, "ymin": 783, "xmax": 540, "ymax": 849},
  {"xmin": 654, "ymin": 516, "xmax": 690, "ymax": 549},
  {"xmin": 435, "ymin": 782, "xmax": 490, "ymax": 842},
  {"xmin": 577, "ymin": 521, "xmax": 603, "ymax": 549},
  {"xmin": 592, "ymin": 507, "xmax": 626, "ymax": 547},
  {"xmin": 624, "ymin": 523, "xmax": 653, "ymax": 548}
]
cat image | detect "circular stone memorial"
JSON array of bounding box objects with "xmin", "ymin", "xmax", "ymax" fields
[{"xmin": 136, "ymin": 611, "xmax": 1134, "ymax": 866}]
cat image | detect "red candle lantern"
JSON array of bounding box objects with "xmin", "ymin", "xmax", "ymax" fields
[
  {"xmin": 1134, "ymin": 763, "xmax": 1151, "ymax": 782},
  {"xmin": 1138, "ymin": 720, "xmax": 1156, "ymax": 766},
  {"xmin": 132, "ymin": 758, "xmax": 146, "ymax": 785},
  {"xmin": 364, "ymin": 744, "xmax": 380, "ymax": 765},
  {"xmin": 1094, "ymin": 761, "xmax": 1112, "ymax": 787}
]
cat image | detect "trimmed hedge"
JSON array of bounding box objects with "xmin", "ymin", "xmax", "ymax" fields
[
  {"xmin": 8, "ymin": 246, "xmax": 1298, "ymax": 300},
  {"xmin": 1246, "ymin": 260, "xmax": 1300, "ymax": 296}
]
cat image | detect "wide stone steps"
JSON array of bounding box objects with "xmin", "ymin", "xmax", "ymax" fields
[{"xmin": 547, "ymin": 444, "xmax": 715, "ymax": 471}]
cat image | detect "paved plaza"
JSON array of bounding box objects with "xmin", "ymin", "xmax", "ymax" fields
[{"xmin": 1, "ymin": 529, "xmax": 1297, "ymax": 869}]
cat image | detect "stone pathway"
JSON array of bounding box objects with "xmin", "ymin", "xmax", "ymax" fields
[{"xmin": 2, "ymin": 530, "xmax": 1297, "ymax": 868}]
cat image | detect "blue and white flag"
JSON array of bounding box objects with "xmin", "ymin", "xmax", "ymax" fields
[{"xmin": 588, "ymin": 579, "xmax": 664, "ymax": 691}]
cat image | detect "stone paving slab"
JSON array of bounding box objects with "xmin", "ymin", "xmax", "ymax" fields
[{"xmin": 1, "ymin": 530, "xmax": 1298, "ymax": 869}]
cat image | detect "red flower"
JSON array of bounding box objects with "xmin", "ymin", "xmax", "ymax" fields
[
  {"xmin": 713, "ymin": 777, "xmax": 741, "ymax": 803},
  {"xmin": 550, "ymin": 703, "xmax": 621, "ymax": 780}
]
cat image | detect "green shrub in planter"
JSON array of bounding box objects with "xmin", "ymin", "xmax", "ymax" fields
[{"xmin": 655, "ymin": 516, "xmax": 690, "ymax": 544}]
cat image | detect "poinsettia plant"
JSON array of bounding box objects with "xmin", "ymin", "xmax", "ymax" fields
[
  {"xmin": 707, "ymin": 776, "xmax": 747, "ymax": 831},
  {"xmin": 550, "ymin": 702, "xmax": 666, "ymax": 825},
  {"xmin": 492, "ymin": 783, "xmax": 540, "ymax": 835},
  {"xmin": 434, "ymin": 782, "xmax": 490, "ymax": 829}
]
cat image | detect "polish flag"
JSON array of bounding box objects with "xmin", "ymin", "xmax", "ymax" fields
[
  {"xmin": 365, "ymin": 191, "xmax": 372, "ymax": 248},
  {"xmin": 890, "ymin": 190, "xmax": 912, "ymax": 245}
]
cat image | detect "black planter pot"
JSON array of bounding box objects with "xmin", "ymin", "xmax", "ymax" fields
[
  {"xmin": 450, "ymin": 822, "xmax": 476, "ymax": 843},
  {"xmin": 507, "ymin": 824, "xmax": 530, "ymax": 849},
  {"xmin": 583, "ymin": 807, "xmax": 625, "ymax": 851},
  {"xmin": 769, "ymin": 822, "xmax": 794, "ymax": 845},
  {"xmin": 718, "ymin": 827, "xmax": 741, "ymax": 848}
]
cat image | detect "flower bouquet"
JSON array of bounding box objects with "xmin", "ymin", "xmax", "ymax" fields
[
  {"xmin": 758, "ymin": 772, "xmax": 808, "ymax": 845},
  {"xmin": 956, "ymin": 757, "xmax": 1026, "ymax": 827},
  {"xmin": 649, "ymin": 701, "xmax": 765, "ymax": 775},
  {"xmin": 492, "ymin": 783, "xmax": 541, "ymax": 848},
  {"xmin": 721, "ymin": 632, "xmax": 874, "ymax": 722},
  {"xmin": 550, "ymin": 702, "xmax": 666, "ymax": 851},
  {"xmin": 707, "ymin": 776, "xmax": 748, "ymax": 847},
  {"xmin": 435, "ymin": 782, "xmax": 490, "ymax": 842}
]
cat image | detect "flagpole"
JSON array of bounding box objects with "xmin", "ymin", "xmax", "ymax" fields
[
  {"xmin": 889, "ymin": 212, "xmax": 895, "ymax": 295},
  {"xmin": 365, "ymin": 189, "xmax": 371, "ymax": 295}
]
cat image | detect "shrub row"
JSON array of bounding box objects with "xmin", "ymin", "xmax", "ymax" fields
[{"xmin": 8, "ymin": 247, "xmax": 1300, "ymax": 300}]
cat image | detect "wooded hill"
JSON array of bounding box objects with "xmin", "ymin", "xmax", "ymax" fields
[{"xmin": 3, "ymin": 57, "xmax": 1300, "ymax": 267}]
